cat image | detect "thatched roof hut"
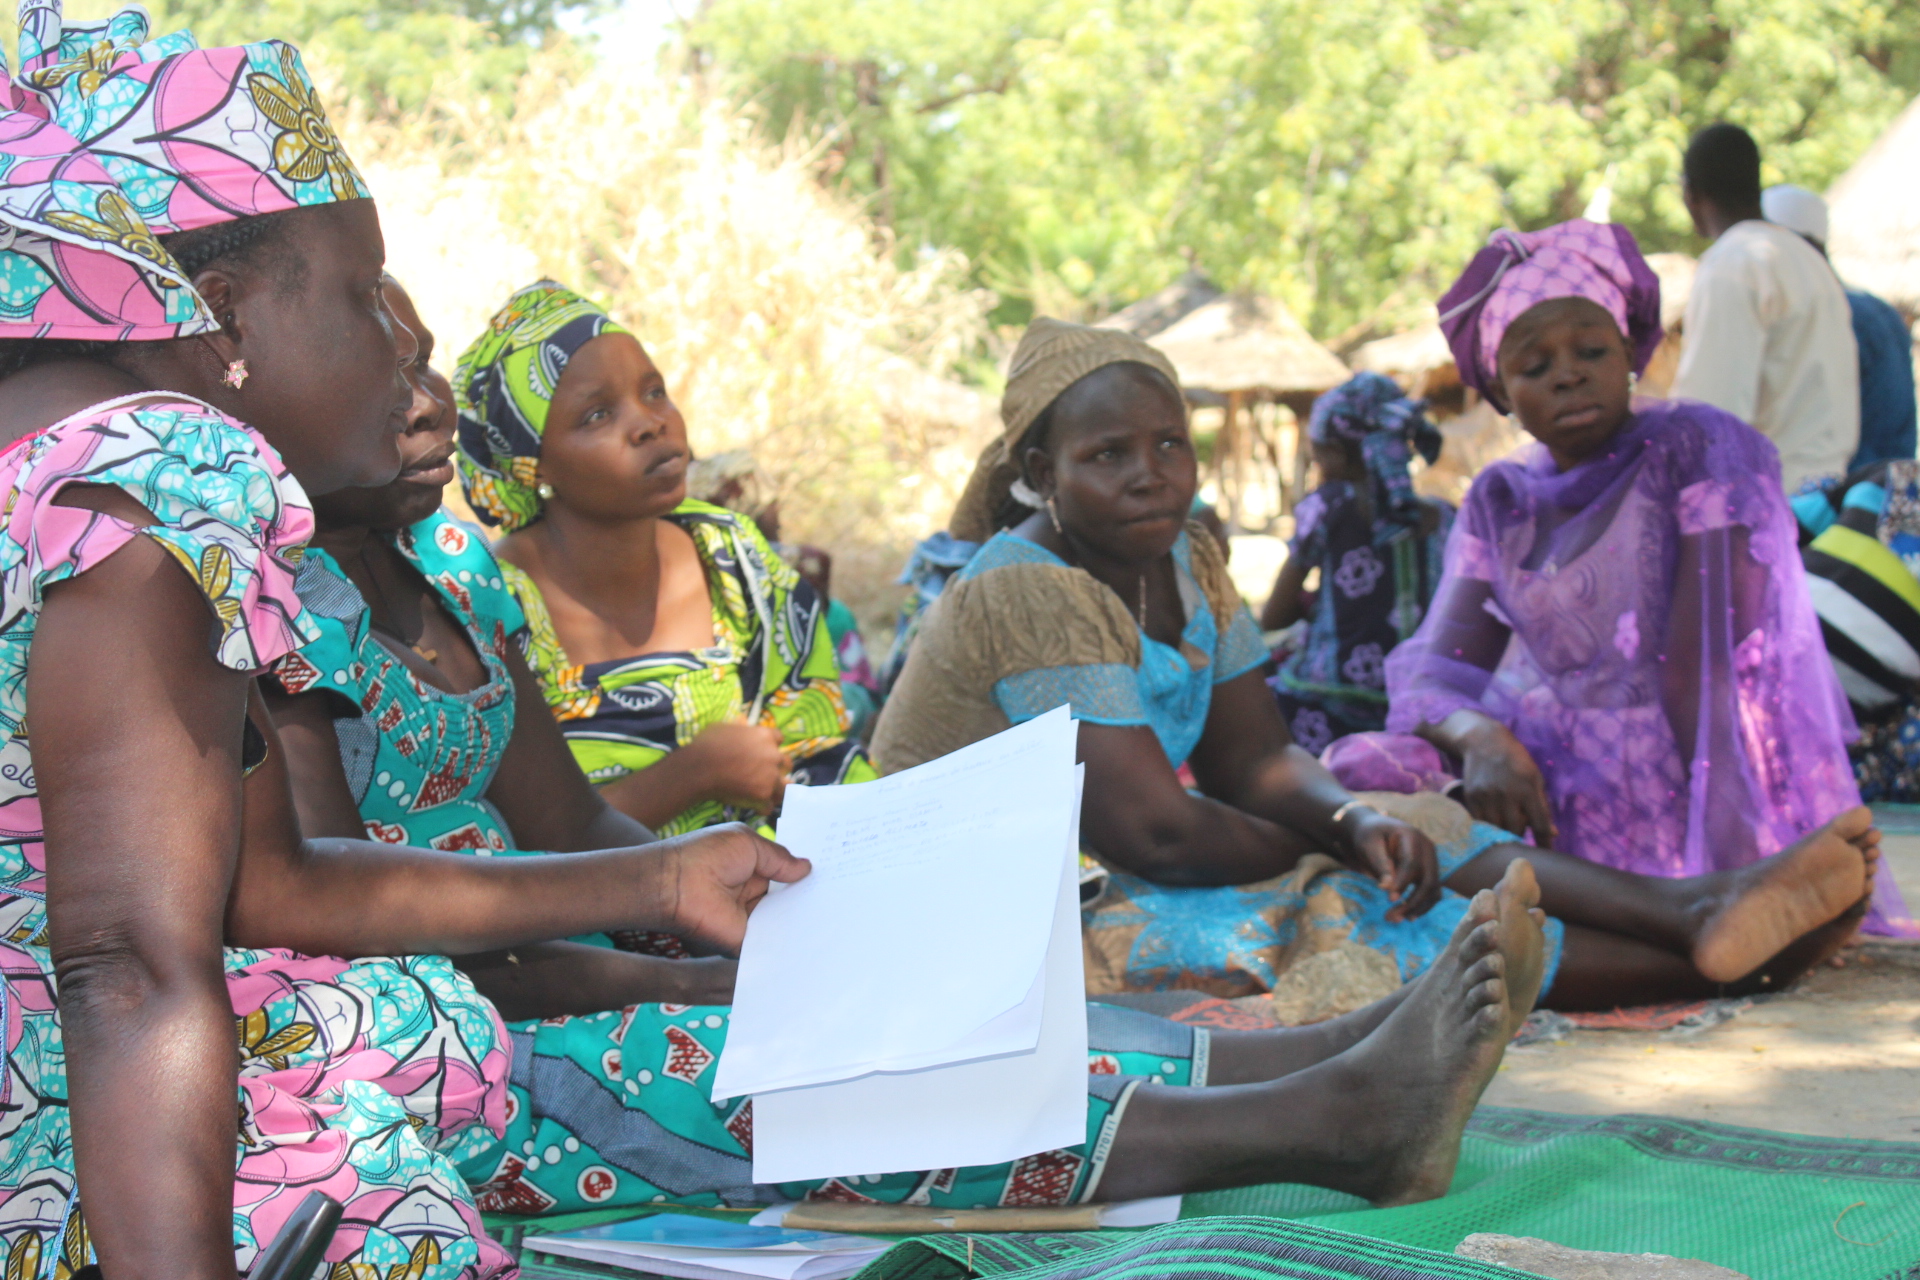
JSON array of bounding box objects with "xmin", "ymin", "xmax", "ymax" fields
[
  {"xmin": 1829, "ymin": 96, "xmax": 1920, "ymax": 308},
  {"xmin": 1350, "ymin": 322, "xmax": 1450, "ymax": 380},
  {"xmin": 1147, "ymin": 292, "xmax": 1350, "ymax": 397},
  {"xmin": 1098, "ymin": 269, "xmax": 1224, "ymax": 338}
]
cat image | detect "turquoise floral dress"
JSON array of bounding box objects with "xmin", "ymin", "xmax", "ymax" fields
[
  {"xmin": 278, "ymin": 510, "xmax": 1217, "ymax": 1214},
  {"xmin": 0, "ymin": 395, "xmax": 513, "ymax": 1280}
]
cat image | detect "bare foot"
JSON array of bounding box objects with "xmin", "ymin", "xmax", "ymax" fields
[
  {"xmin": 1728, "ymin": 889, "xmax": 1873, "ymax": 993},
  {"xmin": 1492, "ymin": 859, "xmax": 1547, "ymax": 1029},
  {"xmin": 1334, "ymin": 871, "xmax": 1546, "ymax": 1206},
  {"xmin": 1690, "ymin": 807, "xmax": 1871, "ymax": 983}
]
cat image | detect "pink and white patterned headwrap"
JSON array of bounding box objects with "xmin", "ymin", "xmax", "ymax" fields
[
  {"xmin": 15, "ymin": 1, "xmax": 370, "ymax": 232},
  {"xmin": 0, "ymin": 101, "xmax": 215, "ymax": 338},
  {"xmin": 0, "ymin": 1, "xmax": 370, "ymax": 341},
  {"xmin": 1437, "ymin": 218, "xmax": 1663, "ymax": 411}
]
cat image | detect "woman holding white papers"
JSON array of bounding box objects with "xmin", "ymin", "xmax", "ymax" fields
[
  {"xmin": 873, "ymin": 318, "xmax": 1877, "ymax": 1013},
  {"xmin": 266, "ymin": 289, "xmax": 1551, "ymax": 1220}
]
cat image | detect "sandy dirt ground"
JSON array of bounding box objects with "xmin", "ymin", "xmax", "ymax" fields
[{"xmin": 1481, "ymin": 833, "xmax": 1920, "ymax": 1139}]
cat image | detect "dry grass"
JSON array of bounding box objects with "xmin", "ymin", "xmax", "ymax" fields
[{"xmin": 337, "ymin": 54, "xmax": 998, "ymax": 634}]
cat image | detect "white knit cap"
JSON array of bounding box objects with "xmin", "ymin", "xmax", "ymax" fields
[{"xmin": 1762, "ymin": 184, "xmax": 1829, "ymax": 245}]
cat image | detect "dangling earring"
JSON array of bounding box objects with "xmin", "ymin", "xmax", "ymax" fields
[
  {"xmin": 537, "ymin": 481, "xmax": 556, "ymax": 500},
  {"xmin": 1046, "ymin": 496, "xmax": 1063, "ymax": 534},
  {"xmin": 222, "ymin": 359, "xmax": 249, "ymax": 390}
]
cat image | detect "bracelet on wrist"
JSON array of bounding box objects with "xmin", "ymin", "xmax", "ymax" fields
[{"xmin": 1330, "ymin": 799, "xmax": 1376, "ymax": 829}]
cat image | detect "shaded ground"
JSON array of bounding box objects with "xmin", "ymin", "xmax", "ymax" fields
[{"xmin": 1482, "ymin": 834, "xmax": 1920, "ymax": 1139}]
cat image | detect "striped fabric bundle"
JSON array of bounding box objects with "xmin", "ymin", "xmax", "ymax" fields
[{"xmin": 1803, "ymin": 511, "xmax": 1920, "ymax": 715}]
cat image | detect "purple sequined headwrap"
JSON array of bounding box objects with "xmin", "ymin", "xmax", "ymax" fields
[{"xmin": 1437, "ymin": 219, "xmax": 1663, "ymax": 411}]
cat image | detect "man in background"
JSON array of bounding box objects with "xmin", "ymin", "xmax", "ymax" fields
[
  {"xmin": 1672, "ymin": 122, "xmax": 1860, "ymax": 491},
  {"xmin": 1762, "ymin": 182, "xmax": 1916, "ymax": 471}
]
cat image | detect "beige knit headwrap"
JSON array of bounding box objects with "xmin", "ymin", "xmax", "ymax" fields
[{"xmin": 949, "ymin": 317, "xmax": 1183, "ymax": 543}]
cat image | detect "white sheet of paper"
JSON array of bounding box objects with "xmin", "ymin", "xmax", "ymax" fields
[
  {"xmin": 747, "ymin": 767, "xmax": 1088, "ymax": 1185},
  {"xmin": 526, "ymin": 1239, "xmax": 881, "ymax": 1280},
  {"xmin": 713, "ymin": 708, "xmax": 1076, "ymax": 1100}
]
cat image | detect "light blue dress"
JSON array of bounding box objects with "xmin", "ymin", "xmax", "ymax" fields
[{"xmin": 948, "ymin": 529, "xmax": 1564, "ymax": 999}]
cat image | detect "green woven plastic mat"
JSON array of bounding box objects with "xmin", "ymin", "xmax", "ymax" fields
[
  {"xmin": 488, "ymin": 1108, "xmax": 1920, "ymax": 1279},
  {"xmin": 1186, "ymin": 1107, "xmax": 1920, "ymax": 1280},
  {"xmin": 846, "ymin": 1217, "xmax": 1527, "ymax": 1279},
  {"xmin": 502, "ymin": 1216, "xmax": 1521, "ymax": 1280}
]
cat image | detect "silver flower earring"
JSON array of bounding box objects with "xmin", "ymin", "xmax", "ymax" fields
[{"xmin": 222, "ymin": 359, "xmax": 249, "ymax": 389}]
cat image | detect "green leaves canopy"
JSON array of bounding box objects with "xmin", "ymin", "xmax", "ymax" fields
[
  {"xmin": 53, "ymin": 0, "xmax": 607, "ymax": 114},
  {"xmin": 690, "ymin": 0, "xmax": 1920, "ymax": 335}
]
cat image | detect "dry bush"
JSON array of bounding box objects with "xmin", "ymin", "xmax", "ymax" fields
[{"xmin": 338, "ymin": 55, "xmax": 998, "ymax": 634}]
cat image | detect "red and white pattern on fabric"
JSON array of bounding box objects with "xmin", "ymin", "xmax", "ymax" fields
[
  {"xmin": 601, "ymin": 1048, "xmax": 623, "ymax": 1080},
  {"xmin": 377, "ymin": 701, "xmax": 404, "ymax": 733},
  {"xmin": 363, "ymin": 820, "xmax": 408, "ymax": 844},
  {"xmin": 657, "ymin": 1004, "xmax": 691, "ymax": 1016},
  {"xmin": 610, "ymin": 930, "xmax": 692, "ymax": 958},
  {"xmin": 1086, "ymin": 1054, "xmax": 1122, "ymax": 1075},
  {"xmin": 471, "ymin": 1153, "xmax": 557, "ymax": 1214},
  {"xmin": 415, "ymin": 730, "xmax": 491, "ymax": 810},
  {"xmin": 429, "ymin": 823, "xmax": 506, "ymax": 853},
  {"xmin": 931, "ymin": 1168, "xmax": 957, "ymax": 1194},
  {"xmin": 576, "ymin": 1166, "xmax": 619, "ymax": 1204},
  {"xmin": 1000, "ymin": 1150, "xmax": 1083, "ymax": 1207},
  {"xmin": 661, "ymin": 1025, "xmax": 716, "ymax": 1085},
  {"xmin": 435, "ymin": 574, "xmax": 473, "ymax": 615},
  {"xmin": 434, "ymin": 522, "xmax": 471, "ymax": 557},
  {"xmin": 725, "ymin": 1099, "xmax": 753, "ymax": 1153},
  {"xmin": 393, "ymin": 732, "xmax": 419, "ymax": 758},
  {"xmin": 274, "ymin": 650, "xmax": 322, "ymax": 694},
  {"xmin": 607, "ymin": 1004, "xmax": 640, "ymax": 1046},
  {"xmin": 359, "ymin": 672, "xmax": 386, "ymax": 714},
  {"xmin": 804, "ymin": 1179, "xmax": 878, "ymax": 1205}
]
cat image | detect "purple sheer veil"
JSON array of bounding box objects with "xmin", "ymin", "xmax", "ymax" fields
[{"xmin": 1385, "ymin": 400, "xmax": 1911, "ymax": 933}]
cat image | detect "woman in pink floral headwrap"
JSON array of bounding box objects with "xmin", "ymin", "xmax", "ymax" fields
[
  {"xmin": 1326, "ymin": 219, "xmax": 1911, "ymax": 938},
  {"xmin": 0, "ymin": 7, "xmax": 809, "ymax": 1280}
]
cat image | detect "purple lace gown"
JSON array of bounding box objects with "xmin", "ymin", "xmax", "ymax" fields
[{"xmin": 1356, "ymin": 400, "xmax": 1911, "ymax": 934}]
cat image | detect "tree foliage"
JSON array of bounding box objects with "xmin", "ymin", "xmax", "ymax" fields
[
  {"xmin": 48, "ymin": 0, "xmax": 606, "ymax": 114},
  {"xmin": 689, "ymin": 0, "xmax": 1920, "ymax": 336}
]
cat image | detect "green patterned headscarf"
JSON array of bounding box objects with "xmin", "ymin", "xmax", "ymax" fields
[{"xmin": 454, "ymin": 280, "xmax": 632, "ymax": 531}]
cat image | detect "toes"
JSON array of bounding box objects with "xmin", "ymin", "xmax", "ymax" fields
[
  {"xmin": 1831, "ymin": 805, "xmax": 1874, "ymax": 843},
  {"xmin": 1462, "ymin": 952, "xmax": 1506, "ymax": 988},
  {"xmin": 1447, "ymin": 889, "xmax": 1500, "ymax": 950},
  {"xmin": 1497, "ymin": 857, "xmax": 1542, "ymax": 910},
  {"xmin": 1458, "ymin": 919, "xmax": 1501, "ymax": 964}
]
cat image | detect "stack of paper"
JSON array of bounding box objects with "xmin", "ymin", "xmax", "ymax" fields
[
  {"xmin": 523, "ymin": 1214, "xmax": 884, "ymax": 1280},
  {"xmin": 712, "ymin": 707, "xmax": 1086, "ymax": 1185}
]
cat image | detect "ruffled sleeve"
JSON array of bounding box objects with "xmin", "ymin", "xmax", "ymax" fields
[
  {"xmin": 1383, "ymin": 477, "xmax": 1510, "ymax": 732},
  {"xmin": 870, "ymin": 534, "xmax": 1145, "ymax": 772},
  {"xmin": 0, "ymin": 398, "xmax": 315, "ymax": 734},
  {"xmin": 1643, "ymin": 401, "xmax": 1792, "ymax": 552},
  {"xmin": 975, "ymin": 562, "xmax": 1147, "ymax": 725}
]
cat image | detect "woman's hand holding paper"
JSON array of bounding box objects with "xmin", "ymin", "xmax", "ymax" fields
[{"xmin": 643, "ymin": 823, "xmax": 812, "ymax": 953}]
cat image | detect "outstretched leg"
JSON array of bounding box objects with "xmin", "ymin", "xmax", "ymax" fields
[
  {"xmin": 1444, "ymin": 807, "xmax": 1874, "ymax": 985},
  {"xmin": 1096, "ymin": 862, "xmax": 1544, "ymax": 1204}
]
